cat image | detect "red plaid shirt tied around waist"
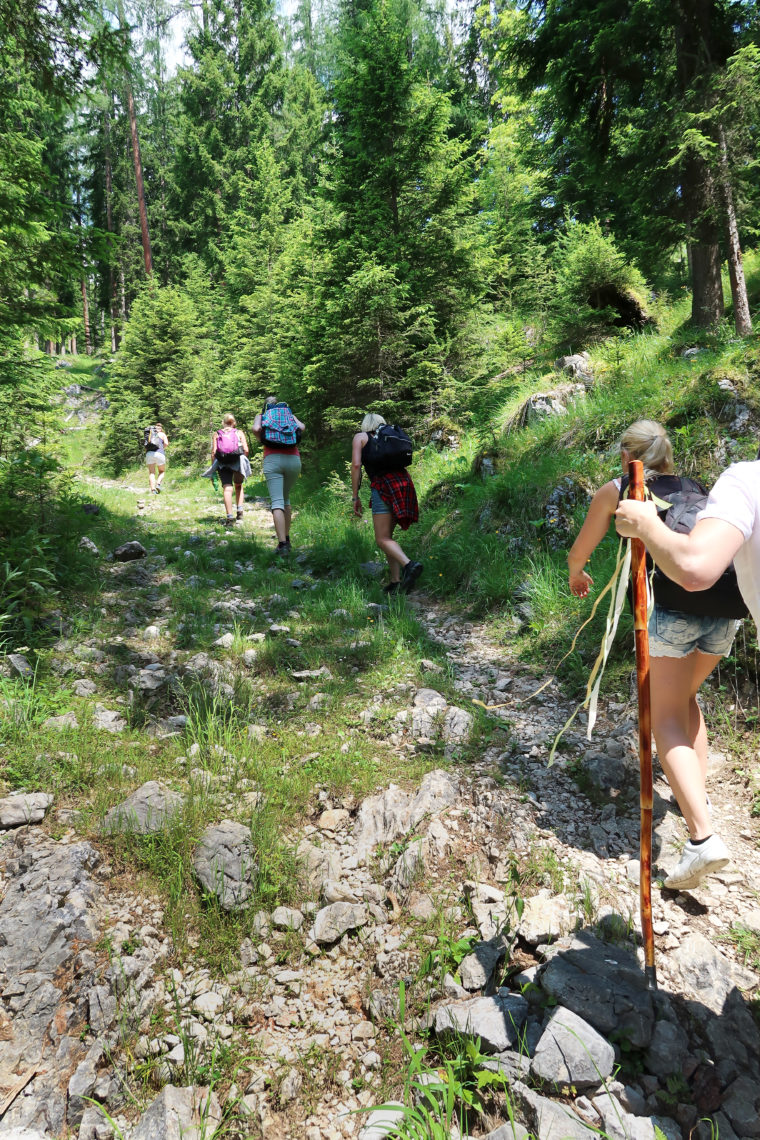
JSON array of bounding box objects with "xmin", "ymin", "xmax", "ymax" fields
[{"xmin": 370, "ymin": 470, "xmax": 419, "ymax": 530}]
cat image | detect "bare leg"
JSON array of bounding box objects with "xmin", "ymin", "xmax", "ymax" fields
[
  {"xmin": 234, "ymin": 479, "xmax": 244, "ymax": 509},
  {"xmin": 650, "ymin": 651, "xmax": 722, "ymax": 840},
  {"xmin": 156, "ymin": 463, "xmax": 166, "ymax": 488},
  {"xmin": 223, "ymin": 484, "xmax": 234, "ymax": 516},
  {"xmin": 284, "ymin": 505, "xmax": 292, "ymax": 540},
  {"xmin": 272, "ymin": 508, "xmax": 287, "ymax": 543},
  {"xmin": 147, "ymin": 464, "xmax": 156, "ymax": 492},
  {"xmin": 373, "ymin": 513, "xmax": 408, "ymax": 583}
]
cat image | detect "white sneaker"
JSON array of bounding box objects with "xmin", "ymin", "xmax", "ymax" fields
[{"xmin": 664, "ymin": 834, "xmax": 730, "ymax": 891}]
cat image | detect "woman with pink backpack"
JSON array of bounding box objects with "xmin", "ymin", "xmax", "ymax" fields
[{"xmin": 210, "ymin": 414, "xmax": 250, "ymax": 526}]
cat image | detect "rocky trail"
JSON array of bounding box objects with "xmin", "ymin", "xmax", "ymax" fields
[{"xmin": 1, "ymin": 442, "xmax": 760, "ymax": 1140}]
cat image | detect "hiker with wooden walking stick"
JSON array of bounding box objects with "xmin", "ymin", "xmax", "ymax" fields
[{"xmin": 568, "ymin": 421, "xmax": 745, "ymax": 891}]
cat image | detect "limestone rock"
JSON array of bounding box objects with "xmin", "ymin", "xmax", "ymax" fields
[
  {"xmin": 43, "ymin": 711, "xmax": 79, "ymax": 730},
  {"xmin": 531, "ymin": 1006, "xmax": 615, "ymax": 1089},
  {"xmin": 538, "ymin": 932, "xmax": 655, "ymax": 1048},
  {"xmin": 517, "ymin": 890, "xmax": 573, "ymax": 947},
  {"xmin": 434, "ymin": 992, "xmax": 528, "ymax": 1053},
  {"xmin": 113, "ymin": 541, "xmax": 147, "ymax": 562},
  {"xmin": 193, "ymin": 820, "xmax": 257, "ymax": 911},
  {"xmin": 0, "ymin": 793, "xmax": 53, "ymax": 830},
  {"xmin": 511, "ymin": 1080, "xmax": 596, "ymax": 1140},
  {"xmin": 92, "ymin": 704, "xmax": 127, "ymax": 733},
  {"xmin": 354, "ymin": 769, "xmax": 458, "ymax": 862},
  {"xmin": 7, "ymin": 653, "xmax": 33, "ymax": 678},
  {"xmin": 672, "ymin": 932, "xmax": 758, "ymax": 1014},
  {"xmin": 102, "ymin": 781, "xmax": 184, "ymax": 835},
  {"xmin": 459, "ymin": 937, "xmax": 507, "ymax": 992},
  {"xmin": 358, "ymin": 1105, "xmax": 405, "ymax": 1139},
  {"xmin": 296, "ymin": 838, "xmax": 342, "ymax": 893},
  {"xmin": 130, "ymin": 1085, "xmax": 222, "ymax": 1140},
  {"xmin": 308, "ymin": 902, "xmax": 369, "ymax": 945},
  {"xmin": 78, "ymin": 536, "xmax": 100, "ymax": 556},
  {"xmin": 442, "ymin": 705, "xmax": 473, "ymax": 743}
]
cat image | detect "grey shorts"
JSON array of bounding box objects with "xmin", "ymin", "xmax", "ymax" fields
[
  {"xmin": 262, "ymin": 452, "xmax": 301, "ymax": 511},
  {"xmin": 648, "ymin": 605, "xmax": 738, "ymax": 659},
  {"xmin": 370, "ymin": 487, "xmax": 390, "ymax": 515},
  {"xmin": 146, "ymin": 452, "xmax": 166, "ymax": 467}
]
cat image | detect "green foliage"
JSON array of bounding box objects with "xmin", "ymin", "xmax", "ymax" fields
[
  {"xmin": 101, "ymin": 282, "xmax": 220, "ymax": 470},
  {"xmin": 553, "ymin": 218, "xmax": 652, "ymax": 346}
]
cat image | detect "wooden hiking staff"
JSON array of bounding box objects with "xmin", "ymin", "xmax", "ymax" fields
[{"xmin": 628, "ymin": 459, "xmax": 657, "ymax": 990}]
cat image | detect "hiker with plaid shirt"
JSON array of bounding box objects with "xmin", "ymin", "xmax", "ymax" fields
[{"xmin": 351, "ymin": 413, "xmax": 423, "ymax": 595}]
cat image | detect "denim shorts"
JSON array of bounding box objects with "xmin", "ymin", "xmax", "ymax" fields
[
  {"xmin": 648, "ymin": 605, "xmax": 739, "ymax": 659},
  {"xmin": 370, "ymin": 487, "xmax": 391, "ymax": 515}
]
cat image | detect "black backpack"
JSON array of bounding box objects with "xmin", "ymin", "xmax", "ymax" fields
[
  {"xmin": 362, "ymin": 424, "xmax": 413, "ymax": 476},
  {"xmin": 620, "ymin": 474, "xmax": 748, "ymax": 620}
]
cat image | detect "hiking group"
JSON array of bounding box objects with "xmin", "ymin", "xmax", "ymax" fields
[
  {"xmin": 143, "ymin": 402, "xmax": 424, "ymax": 589},
  {"xmin": 570, "ymin": 420, "xmax": 751, "ymax": 893}
]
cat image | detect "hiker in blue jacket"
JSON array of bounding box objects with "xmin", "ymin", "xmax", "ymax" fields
[
  {"xmin": 568, "ymin": 420, "xmax": 742, "ymax": 890},
  {"xmin": 253, "ymin": 397, "xmax": 305, "ymax": 554}
]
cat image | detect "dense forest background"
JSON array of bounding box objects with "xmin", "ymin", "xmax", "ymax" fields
[
  {"xmin": 3, "ymin": 0, "xmax": 760, "ymax": 635},
  {"xmin": 5, "ymin": 0, "xmax": 760, "ymax": 452}
]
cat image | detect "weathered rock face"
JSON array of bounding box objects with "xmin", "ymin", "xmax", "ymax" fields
[
  {"xmin": 434, "ymin": 992, "xmax": 529, "ymax": 1053},
  {"xmin": 0, "ymin": 793, "xmax": 53, "ymax": 830},
  {"xmin": 538, "ymin": 931, "xmax": 655, "ymax": 1048},
  {"xmin": 192, "ymin": 820, "xmax": 258, "ymax": 911},
  {"xmin": 130, "ymin": 1085, "xmax": 223, "ymax": 1140},
  {"xmin": 531, "ymin": 1005, "xmax": 615, "ymax": 1089},
  {"xmin": 353, "ymin": 768, "xmax": 459, "ymax": 862},
  {"xmin": 0, "ymin": 832, "xmax": 102, "ymax": 1133},
  {"xmin": 102, "ymin": 781, "xmax": 184, "ymax": 835}
]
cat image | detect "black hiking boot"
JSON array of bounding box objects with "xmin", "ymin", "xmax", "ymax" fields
[{"xmin": 400, "ymin": 560, "xmax": 423, "ymax": 593}]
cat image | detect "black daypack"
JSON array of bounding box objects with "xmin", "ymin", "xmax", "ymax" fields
[
  {"xmin": 620, "ymin": 473, "xmax": 748, "ymax": 620},
  {"xmin": 362, "ymin": 425, "xmax": 413, "ymax": 476},
  {"xmin": 143, "ymin": 426, "xmax": 162, "ymax": 452}
]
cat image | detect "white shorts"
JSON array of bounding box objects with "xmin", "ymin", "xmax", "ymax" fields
[{"xmin": 145, "ymin": 452, "xmax": 166, "ymax": 467}]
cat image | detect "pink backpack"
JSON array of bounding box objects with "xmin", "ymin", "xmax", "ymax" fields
[{"xmin": 216, "ymin": 428, "xmax": 240, "ymax": 456}]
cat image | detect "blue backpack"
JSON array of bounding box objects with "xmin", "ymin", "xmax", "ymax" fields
[{"xmin": 261, "ymin": 403, "xmax": 299, "ymax": 447}]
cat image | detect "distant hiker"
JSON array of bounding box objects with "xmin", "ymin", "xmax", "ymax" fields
[
  {"xmin": 144, "ymin": 423, "xmax": 169, "ymax": 494},
  {"xmin": 211, "ymin": 414, "xmax": 250, "ymax": 527},
  {"xmin": 252, "ymin": 397, "xmax": 304, "ymax": 554},
  {"xmin": 568, "ymin": 420, "xmax": 746, "ymax": 890},
  {"xmin": 351, "ymin": 413, "xmax": 422, "ymax": 594}
]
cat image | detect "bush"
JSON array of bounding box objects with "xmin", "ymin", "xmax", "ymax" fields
[{"xmin": 553, "ymin": 218, "xmax": 653, "ymax": 347}]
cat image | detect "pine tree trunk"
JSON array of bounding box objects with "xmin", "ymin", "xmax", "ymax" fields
[
  {"xmin": 126, "ymin": 84, "xmax": 153, "ymax": 276},
  {"xmin": 80, "ymin": 277, "xmax": 91, "ymax": 354},
  {"xmin": 103, "ymin": 90, "xmax": 120, "ymax": 350},
  {"xmin": 719, "ymin": 127, "xmax": 752, "ymax": 336}
]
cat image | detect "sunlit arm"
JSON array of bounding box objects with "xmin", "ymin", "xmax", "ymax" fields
[{"xmin": 567, "ymin": 480, "xmax": 619, "ymax": 597}]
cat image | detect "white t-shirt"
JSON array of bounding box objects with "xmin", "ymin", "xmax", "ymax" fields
[{"xmin": 698, "ymin": 460, "xmax": 760, "ymax": 627}]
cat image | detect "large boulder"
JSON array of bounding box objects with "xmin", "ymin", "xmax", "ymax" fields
[
  {"xmin": 102, "ymin": 781, "xmax": 184, "ymax": 835},
  {"xmin": 537, "ymin": 932, "xmax": 655, "ymax": 1048},
  {"xmin": 193, "ymin": 820, "xmax": 257, "ymax": 911},
  {"xmin": 113, "ymin": 541, "xmax": 147, "ymax": 562},
  {"xmin": 0, "ymin": 793, "xmax": 53, "ymax": 830},
  {"xmin": 434, "ymin": 992, "xmax": 528, "ymax": 1053},
  {"xmin": 531, "ymin": 1006, "xmax": 615, "ymax": 1090}
]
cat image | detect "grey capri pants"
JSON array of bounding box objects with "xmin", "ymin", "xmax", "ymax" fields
[{"xmin": 262, "ymin": 452, "xmax": 302, "ymax": 511}]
